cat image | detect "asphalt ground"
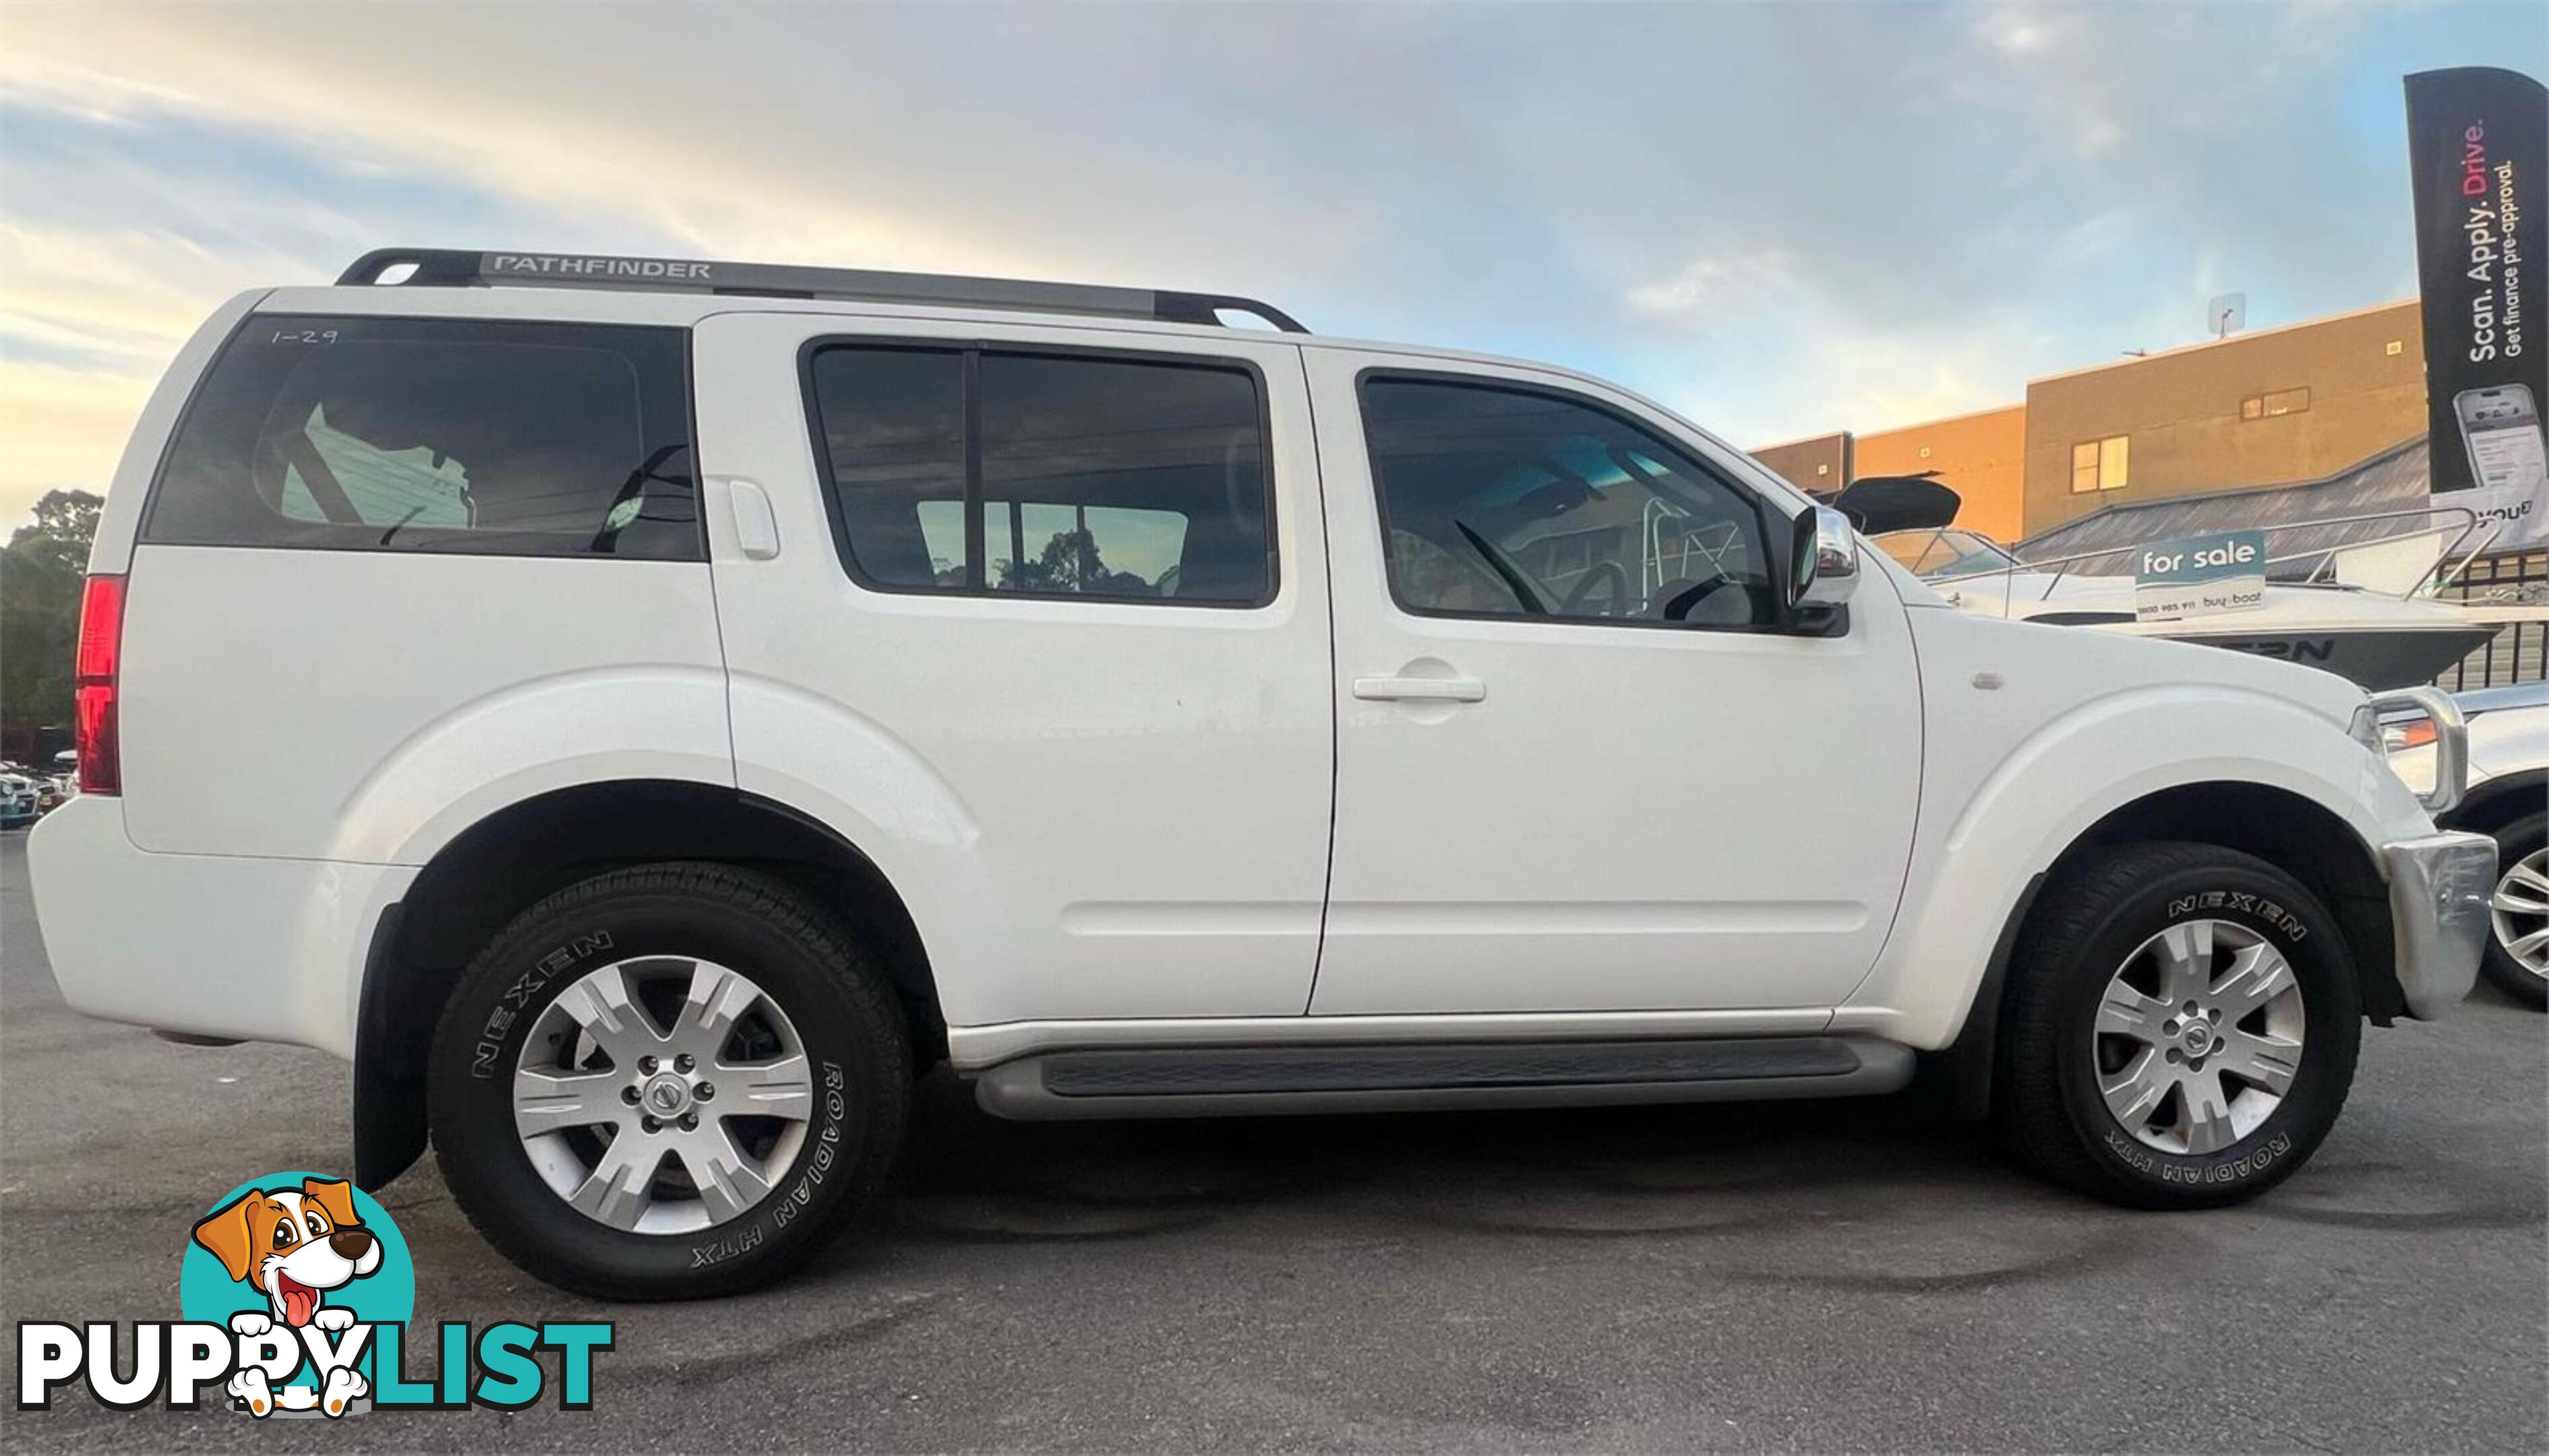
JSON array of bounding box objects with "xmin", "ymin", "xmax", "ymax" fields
[{"xmin": 2, "ymin": 830, "xmax": 2543, "ymax": 1451}]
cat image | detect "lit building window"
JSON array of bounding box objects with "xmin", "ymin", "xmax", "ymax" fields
[
  {"xmin": 2072, "ymin": 435, "xmax": 2130, "ymax": 492},
  {"xmin": 2240, "ymin": 388, "xmax": 2310, "ymax": 421}
]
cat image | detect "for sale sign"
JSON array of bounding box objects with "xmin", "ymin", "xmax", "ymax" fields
[{"xmin": 2134, "ymin": 530, "xmax": 2267, "ymax": 622}]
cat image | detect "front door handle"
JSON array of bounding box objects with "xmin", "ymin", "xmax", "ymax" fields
[{"xmin": 1352, "ymin": 675, "xmax": 1487, "ymax": 703}]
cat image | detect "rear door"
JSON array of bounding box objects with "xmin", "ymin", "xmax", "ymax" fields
[{"xmin": 693, "ymin": 313, "xmax": 1333, "ymax": 1027}]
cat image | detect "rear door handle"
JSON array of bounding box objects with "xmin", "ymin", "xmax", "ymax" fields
[
  {"xmin": 1352, "ymin": 675, "xmax": 1487, "ymax": 703},
  {"xmin": 723, "ymin": 477, "xmax": 781, "ymax": 560}
]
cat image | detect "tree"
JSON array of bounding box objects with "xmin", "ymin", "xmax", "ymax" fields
[
  {"xmin": 15, "ymin": 490, "xmax": 100, "ymax": 575},
  {"xmin": 0, "ymin": 489, "xmax": 105, "ymax": 754},
  {"xmin": 995, "ymin": 526, "xmax": 1153, "ymax": 597}
]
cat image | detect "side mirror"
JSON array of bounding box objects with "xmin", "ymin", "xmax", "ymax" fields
[{"xmin": 1789, "ymin": 505, "xmax": 1860, "ymax": 613}]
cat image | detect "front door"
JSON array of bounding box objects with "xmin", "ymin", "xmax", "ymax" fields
[
  {"xmin": 694, "ymin": 313, "xmax": 1333, "ymax": 1027},
  {"xmin": 1307, "ymin": 353, "xmax": 1921, "ymax": 1015}
]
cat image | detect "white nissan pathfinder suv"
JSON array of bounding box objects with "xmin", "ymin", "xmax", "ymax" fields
[{"xmin": 30, "ymin": 249, "xmax": 2498, "ymax": 1298}]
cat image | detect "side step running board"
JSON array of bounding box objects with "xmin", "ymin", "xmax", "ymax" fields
[{"xmin": 971, "ymin": 1035, "xmax": 1915, "ymax": 1120}]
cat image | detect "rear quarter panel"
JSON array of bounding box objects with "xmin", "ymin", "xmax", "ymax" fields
[
  {"xmin": 107, "ymin": 293, "xmax": 733, "ymax": 863},
  {"xmin": 117, "ymin": 547, "xmax": 729, "ymax": 861}
]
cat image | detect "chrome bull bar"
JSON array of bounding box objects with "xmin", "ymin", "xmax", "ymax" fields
[{"xmin": 2370, "ymin": 684, "xmax": 2469, "ymax": 817}]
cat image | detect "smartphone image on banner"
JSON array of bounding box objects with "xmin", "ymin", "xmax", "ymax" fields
[{"xmin": 2456, "ymin": 384, "xmax": 2549, "ymax": 496}]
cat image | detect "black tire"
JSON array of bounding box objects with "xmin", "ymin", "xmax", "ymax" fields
[
  {"xmin": 1996, "ymin": 841, "xmax": 2360, "ymax": 1209},
  {"xmin": 2478, "ymin": 811, "xmax": 2548, "ymax": 1008},
  {"xmin": 427, "ymin": 862, "xmax": 911, "ymax": 1299}
]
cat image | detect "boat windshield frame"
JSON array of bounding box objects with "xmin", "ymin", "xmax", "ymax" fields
[{"xmin": 1873, "ymin": 527, "xmax": 2023, "ymax": 582}]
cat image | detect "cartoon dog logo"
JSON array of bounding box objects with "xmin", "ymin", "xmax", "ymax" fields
[{"xmin": 191, "ymin": 1176, "xmax": 382, "ymax": 1416}]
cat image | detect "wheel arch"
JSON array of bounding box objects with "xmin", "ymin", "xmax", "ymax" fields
[
  {"xmin": 353, "ymin": 778, "xmax": 942, "ymax": 1190},
  {"xmin": 2038, "ymin": 781, "xmax": 2397, "ymax": 1017},
  {"xmin": 2443, "ymin": 768, "xmax": 2548, "ymax": 838},
  {"xmin": 1930, "ymin": 779, "xmax": 2398, "ymax": 1121}
]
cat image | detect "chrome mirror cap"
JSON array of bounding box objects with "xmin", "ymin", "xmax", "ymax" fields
[{"xmin": 1793, "ymin": 505, "xmax": 1861, "ymax": 610}]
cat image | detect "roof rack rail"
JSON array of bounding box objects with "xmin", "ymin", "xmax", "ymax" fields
[{"xmin": 334, "ymin": 248, "xmax": 1309, "ymax": 334}]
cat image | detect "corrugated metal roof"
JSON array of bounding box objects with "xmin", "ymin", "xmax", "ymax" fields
[{"xmin": 2014, "ymin": 436, "xmax": 2451, "ymax": 578}]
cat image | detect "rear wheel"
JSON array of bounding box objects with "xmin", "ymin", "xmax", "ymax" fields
[
  {"xmin": 1996, "ymin": 841, "xmax": 2360, "ymax": 1208},
  {"xmin": 2479, "ymin": 812, "xmax": 2547, "ymax": 1008},
  {"xmin": 428, "ymin": 863, "xmax": 910, "ymax": 1298}
]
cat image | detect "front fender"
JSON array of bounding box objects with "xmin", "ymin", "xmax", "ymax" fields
[{"xmin": 1838, "ymin": 684, "xmax": 2411, "ymax": 1049}]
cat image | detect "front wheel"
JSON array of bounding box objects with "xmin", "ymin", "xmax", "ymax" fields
[
  {"xmin": 1996, "ymin": 841, "xmax": 2360, "ymax": 1208},
  {"xmin": 427, "ymin": 863, "xmax": 911, "ymax": 1299}
]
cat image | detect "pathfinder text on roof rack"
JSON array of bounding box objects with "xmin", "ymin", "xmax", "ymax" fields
[
  {"xmin": 333, "ymin": 247, "xmax": 1311, "ymax": 333},
  {"xmin": 490, "ymin": 253, "xmax": 714, "ymax": 280}
]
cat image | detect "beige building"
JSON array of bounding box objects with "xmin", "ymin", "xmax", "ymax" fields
[
  {"xmin": 2021, "ymin": 300, "xmax": 2426, "ymax": 536},
  {"xmin": 1751, "ymin": 432, "xmax": 1851, "ymax": 495},
  {"xmin": 1753, "ymin": 299, "xmax": 2429, "ymax": 545},
  {"xmin": 1854, "ymin": 405, "xmax": 2028, "ymax": 543}
]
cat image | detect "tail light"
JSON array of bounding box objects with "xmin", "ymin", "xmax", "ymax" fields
[{"xmin": 73, "ymin": 574, "xmax": 125, "ymax": 795}]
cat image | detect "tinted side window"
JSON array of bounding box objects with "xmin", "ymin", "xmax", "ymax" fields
[
  {"xmin": 806, "ymin": 345, "xmax": 1272, "ymax": 605},
  {"xmin": 146, "ymin": 317, "xmax": 698, "ymax": 559},
  {"xmin": 807, "ymin": 346, "xmax": 966, "ymax": 588},
  {"xmin": 1359, "ymin": 376, "xmax": 1776, "ymax": 628}
]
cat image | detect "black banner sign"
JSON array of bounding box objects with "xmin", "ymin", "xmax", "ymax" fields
[{"xmin": 2406, "ymin": 67, "xmax": 2548, "ymax": 548}]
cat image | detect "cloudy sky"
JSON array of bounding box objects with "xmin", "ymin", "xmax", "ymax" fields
[{"xmin": 1, "ymin": 0, "xmax": 2540, "ymax": 526}]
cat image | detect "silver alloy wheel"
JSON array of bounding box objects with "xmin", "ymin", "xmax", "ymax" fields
[
  {"xmin": 512, "ymin": 957, "xmax": 816, "ymax": 1235},
  {"xmin": 2490, "ymin": 847, "xmax": 2549, "ymax": 980},
  {"xmin": 2090, "ymin": 919, "xmax": 2306, "ymax": 1155}
]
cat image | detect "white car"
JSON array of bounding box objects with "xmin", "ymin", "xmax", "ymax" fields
[
  {"xmin": 29, "ymin": 249, "xmax": 2496, "ymax": 1299},
  {"xmin": 2389, "ymin": 682, "xmax": 2548, "ymax": 1006}
]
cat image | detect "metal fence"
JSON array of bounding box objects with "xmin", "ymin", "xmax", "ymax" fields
[{"xmin": 2436, "ymin": 549, "xmax": 2548, "ymax": 690}]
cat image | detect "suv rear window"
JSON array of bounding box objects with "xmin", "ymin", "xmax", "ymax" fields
[
  {"xmin": 144, "ymin": 316, "xmax": 698, "ymax": 559},
  {"xmin": 804, "ymin": 344, "xmax": 1273, "ymax": 605}
]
